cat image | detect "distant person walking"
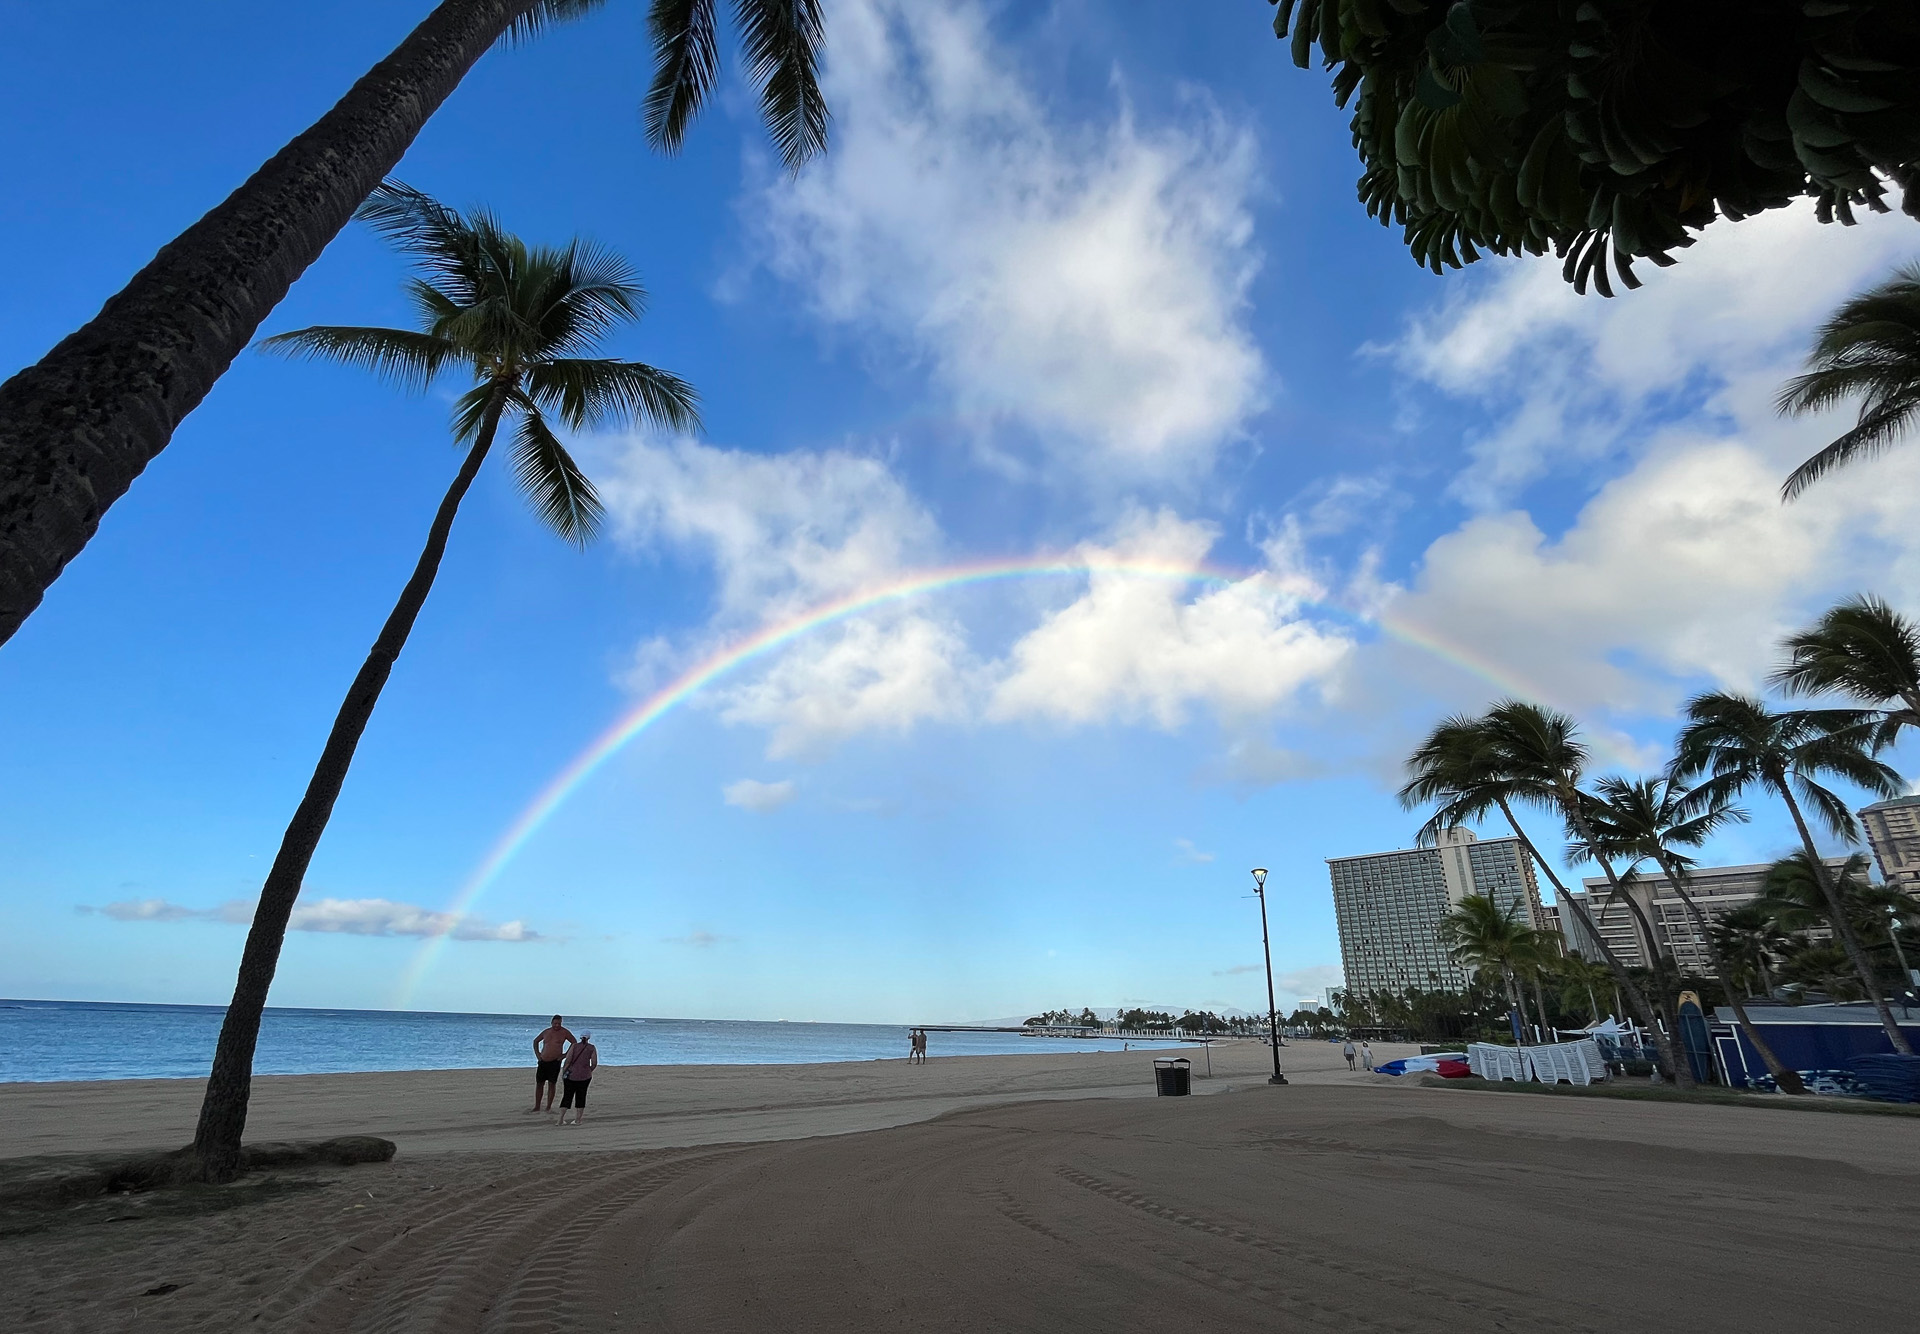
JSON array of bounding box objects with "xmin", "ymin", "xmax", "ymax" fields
[
  {"xmin": 533, "ymin": 1015, "xmax": 574, "ymax": 1113},
  {"xmin": 559, "ymin": 1031, "xmax": 597, "ymax": 1125},
  {"xmin": 1342, "ymin": 1039, "xmax": 1357, "ymax": 1071},
  {"xmin": 1361, "ymin": 1041, "xmax": 1374, "ymax": 1072},
  {"xmin": 909, "ymin": 1029, "xmax": 927, "ymax": 1064}
]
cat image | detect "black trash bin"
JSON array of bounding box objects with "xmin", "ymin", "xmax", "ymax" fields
[{"xmin": 1153, "ymin": 1057, "xmax": 1192, "ymax": 1097}]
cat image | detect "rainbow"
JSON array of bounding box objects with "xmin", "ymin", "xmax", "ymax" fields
[{"xmin": 390, "ymin": 556, "xmax": 1558, "ymax": 1004}]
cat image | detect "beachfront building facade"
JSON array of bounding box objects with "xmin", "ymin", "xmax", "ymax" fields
[
  {"xmin": 1327, "ymin": 829, "xmax": 1543, "ymax": 996},
  {"xmin": 1861, "ymin": 795, "xmax": 1920, "ymax": 891},
  {"xmin": 1557, "ymin": 860, "xmax": 1848, "ymax": 972}
]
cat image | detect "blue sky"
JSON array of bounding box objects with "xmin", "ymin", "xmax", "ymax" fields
[{"xmin": 4, "ymin": 0, "xmax": 1919, "ymax": 1024}]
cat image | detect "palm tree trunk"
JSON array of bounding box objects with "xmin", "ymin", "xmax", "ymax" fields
[
  {"xmin": 189, "ymin": 400, "xmax": 503, "ymax": 1181},
  {"xmin": 1493, "ymin": 796, "xmax": 1689, "ymax": 1083},
  {"xmin": 1654, "ymin": 854, "xmax": 1805, "ymax": 1095},
  {"xmin": 0, "ymin": 0, "xmax": 537, "ymax": 646},
  {"xmin": 1554, "ymin": 794, "xmax": 1695, "ymax": 1087},
  {"xmin": 1531, "ymin": 973, "xmax": 1551, "ymax": 1042},
  {"xmin": 1500, "ymin": 966, "xmax": 1528, "ymax": 1046},
  {"xmin": 1774, "ymin": 782, "xmax": 1914, "ymax": 1054}
]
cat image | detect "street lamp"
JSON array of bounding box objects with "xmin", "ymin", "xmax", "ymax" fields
[{"xmin": 1250, "ymin": 868, "xmax": 1288, "ymax": 1085}]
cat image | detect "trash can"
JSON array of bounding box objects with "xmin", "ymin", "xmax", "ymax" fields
[{"xmin": 1153, "ymin": 1057, "xmax": 1192, "ymax": 1097}]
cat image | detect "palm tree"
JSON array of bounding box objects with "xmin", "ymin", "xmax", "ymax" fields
[
  {"xmin": 188, "ymin": 184, "xmax": 700, "ymax": 1181},
  {"xmin": 1550, "ymin": 950, "xmax": 1615, "ymax": 1025},
  {"xmin": 1711, "ymin": 905, "xmax": 1789, "ymax": 1000},
  {"xmin": 1754, "ymin": 851, "xmax": 1920, "ymax": 993},
  {"xmin": 1772, "ymin": 595, "xmax": 1920, "ymax": 752},
  {"xmin": 1482, "ymin": 702, "xmax": 1698, "ymax": 1084},
  {"xmin": 1777, "ymin": 263, "xmax": 1920, "ymax": 499},
  {"xmin": 0, "ymin": 0, "xmax": 823, "ymax": 646},
  {"xmin": 1577, "ymin": 775, "xmax": 1806, "ymax": 1094},
  {"xmin": 1399, "ymin": 708, "xmax": 1687, "ymax": 1081},
  {"xmin": 1438, "ymin": 894, "xmax": 1542, "ymax": 1043},
  {"xmin": 1669, "ymin": 692, "xmax": 1912, "ymax": 1053}
]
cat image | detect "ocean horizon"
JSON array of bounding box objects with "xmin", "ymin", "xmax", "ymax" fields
[{"xmin": 0, "ymin": 998, "xmax": 1177, "ymax": 1083}]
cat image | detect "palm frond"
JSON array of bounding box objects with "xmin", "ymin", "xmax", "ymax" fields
[
  {"xmin": 1782, "ymin": 400, "xmax": 1920, "ymax": 500},
  {"xmin": 1780, "ymin": 261, "xmax": 1920, "ymax": 498},
  {"xmin": 644, "ymin": 0, "xmax": 721, "ymax": 154},
  {"xmin": 535, "ymin": 241, "xmax": 646, "ymax": 359},
  {"xmin": 1772, "ymin": 594, "xmax": 1920, "ymax": 707},
  {"xmin": 256, "ymin": 325, "xmax": 457, "ymax": 390},
  {"xmin": 525, "ymin": 358, "xmax": 702, "ymax": 433},
  {"xmin": 735, "ymin": 0, "xmax": 829, "ymax": 171},
  {"xmin": 354, "ymin": 182, "xmax": 487, "ymax": 305},
  {"xmin": 507, "ymin": 401, "xmax": 604, "ymax": 545},
  {"xmin": 1792, "ymin": 775, "xmax": 1863, "ymax": 843},
  {"xmin": 508, "ymin": 0, "xmax": 608, "ymax": 44},
  {"xmin": 450, "ymin": 383, "xmax": 500, "ymax": 444}
]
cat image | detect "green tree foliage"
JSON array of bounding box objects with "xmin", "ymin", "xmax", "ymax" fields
[
  {"xmin": 1269, "ymin": 0, "xmax": 1920, "ymax": 295},
  {"xmin": 1670, "ymin": 691, "xmax": 1911, "ymax": 1051},
  {"xmin": 1773, "ymin": 593, "xmax": 1920, "ymax": 736},
  {"xmin": 1778, "ymin": 266, "xmax": 1920, "ymax": 496}
]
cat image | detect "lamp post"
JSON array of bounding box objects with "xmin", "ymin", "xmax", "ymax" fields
[{"xmin": 1250, "ymin": 868, "xmax": 1288, "ymax": 1085}]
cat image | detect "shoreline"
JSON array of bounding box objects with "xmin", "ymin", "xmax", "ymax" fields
[{"xmin": 0, "ymin": 1038, "xmax": 1337, "ymax": 1162}]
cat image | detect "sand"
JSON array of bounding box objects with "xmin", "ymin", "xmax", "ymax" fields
[{"xmin": 8, "ymin": 1039, "xmax": 1917, "ymax": 1331}]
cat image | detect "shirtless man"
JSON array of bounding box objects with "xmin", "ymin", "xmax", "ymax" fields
[{"xmin": 533, "ymin": 1015, "xmax": 574, "ymax": 1113}]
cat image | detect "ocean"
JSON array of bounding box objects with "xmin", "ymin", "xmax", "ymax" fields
[{"xmin": 0, "ymin": 999, "xmax": 1164, "ymax": 1083}]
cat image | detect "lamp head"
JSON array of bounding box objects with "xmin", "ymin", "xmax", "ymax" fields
[{"xmin": 1251, "ymin": 868, "xmax": 1268, "ymax": 890}]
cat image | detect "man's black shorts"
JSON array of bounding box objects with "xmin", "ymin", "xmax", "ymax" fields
[{"xmin": 537, "ymin": 1059, "xmax": 562, "ymax": 1082}]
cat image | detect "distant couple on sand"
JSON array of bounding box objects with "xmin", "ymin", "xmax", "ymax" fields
[
  {"xmin": 907, "ymin": 1029, "xmax": 927, "ymax": 1063},
  {"xmin": 533, "ymin": 1015, "xmax": 597, "ymax": 1125}
]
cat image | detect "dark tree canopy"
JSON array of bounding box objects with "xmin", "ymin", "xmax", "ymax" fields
[{"xmin": 1271, "ymin": 0, "xmax": 1920, "ymax": 294}]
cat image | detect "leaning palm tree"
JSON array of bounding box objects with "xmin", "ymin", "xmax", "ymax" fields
[
  {"xmin": 1777, "ymin": 263, "xmax": 1920, "ymax": 499},
  {"xmin": 1772, "ymin": 595, "xmax": 1920, "ymax": 753},
  {"xmin": 1669, "ymin": 692, "xmax": 1911, "ymax": 1053},
  {"xmin": 188, "ymin": 184, "xmax": 700, "ymax": 1181},
  {"xmin": 1578, "ymin": 775, "xmax": 1805, "ymax": 1094},
  {"xmin": 1399, "ymin": 709, "xmax": 1686, "ymax": 1081},
  {"xmin": 1439, "ymin": 894, "xmax": 1541, "ymax": 1043},
  {"xmin": 0, "ymin": 0, "xmax": 825, "ymax": 647}
]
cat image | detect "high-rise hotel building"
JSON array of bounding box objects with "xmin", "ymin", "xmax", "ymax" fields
[
  {"xmin": 1327, "ymin": 829, "xmax": 1544, "ymax": 997},
  {"xmin": 1861, "ymin": 794, "xmax": 1920, "ymax": 892}
]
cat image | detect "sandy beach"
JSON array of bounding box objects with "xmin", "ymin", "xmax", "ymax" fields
[{"xmin": 8, "ymin": 1040, "xmax": 1918, "ymax": 1332}]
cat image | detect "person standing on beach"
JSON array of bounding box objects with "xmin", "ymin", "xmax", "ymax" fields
[
  {"xmin": 1342, "ymin": 1038, "xmax": 1356, "ymax": 1071},
  {"xmin": 1361, "ymin": 1041, "xmax": 1374, "ymax": 1071},
  {"xmin": 533, "ymin": 1015, "xmax": 573, "ymax": 1113},
  {"xmin": 559, "ymin": 1031, "xmax": 597, "ymax": 1125}
]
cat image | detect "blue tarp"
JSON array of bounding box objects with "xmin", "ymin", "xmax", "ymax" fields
[{"xmin": 1716, "ymin": 1006, "xmax": 1920, "ymax": 1093}]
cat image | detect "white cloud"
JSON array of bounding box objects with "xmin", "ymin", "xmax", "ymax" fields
[
  {"xmin": 756, "ymin": 0, "xmax": 1266, "ymax": 480},
  {"xmin": 1274, "ymin": 965, "xmax": 1344, "ymax": 1002},
  {"xmin": 723, "ymin": 777, "xmax": 798, "ymax": 813},
  {"xmin": 664, "ymin": 930, "xmax": 732, "ymax": 948},
  {"xmin": 720, "ymin": 614, "xmax": 973, "ymax": 759},
  {"xmin": 1367, "ymin": 201, "xmax": 1920, "ymax": 726},
  {"xmin": 596, "ymin": 434, "xmax": 936, "ymax": 621},
  {"xmin": 84, "ymin": 897, "xmax": 539, "ymax": 942},
  {"xmin": 1173, "ymin": 838, "xmax": 1215, "ymax": 864},
  {"xmin": 1395, "ymin": 203, "xmax": 1919, "ymax": 504},
  {"xmin": 990, "ymin": 511, "xmax": 1351, "ymax": 728}
]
